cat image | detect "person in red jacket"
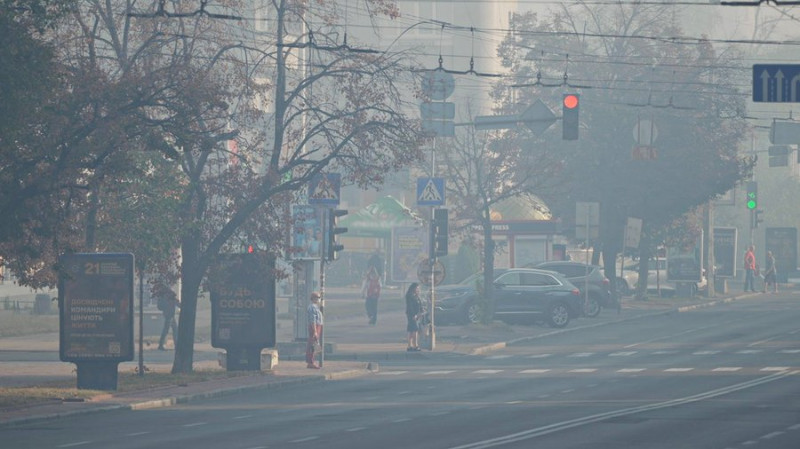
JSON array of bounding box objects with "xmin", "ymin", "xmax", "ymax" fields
[{"xmin": 743, "ymin": 245, "xmax": 757, "ymax": 292}]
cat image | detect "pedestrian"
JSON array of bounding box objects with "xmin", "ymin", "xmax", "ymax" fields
[
  {"xmin": 306, "ymin": 291, "xmax": 323, "ymax": 369},
  {"xmin": 763, "ymin": 250, "xmax": 778, "ymax": 294},
  {"xmin": 361, "ymin": 266, "xmax": 381, "ymax": 325},
  {"xmin": 157, "ymin": 287, "xmax": 179, "ymax": 351},
  {"xmin": 405, "ymin": 283, "xmax": 423, "ymax": 352},
  {"xmin": 743, "ymin": 245, "xmax": 757, "ymax": 292}
]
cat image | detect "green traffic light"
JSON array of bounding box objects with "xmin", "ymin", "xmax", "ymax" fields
[{"xmin": 747, "ymin": 200, "xmax": 757, "ymax": 210}]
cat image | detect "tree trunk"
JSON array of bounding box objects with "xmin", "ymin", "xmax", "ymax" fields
[{"xmin": 172, "ymin": 238, "xmax": 204, "ymax": 374}]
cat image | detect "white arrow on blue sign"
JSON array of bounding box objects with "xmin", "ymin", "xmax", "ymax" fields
[{"xmin": 753, "ymin": 64, "xmax": 800, "ymax": 103}]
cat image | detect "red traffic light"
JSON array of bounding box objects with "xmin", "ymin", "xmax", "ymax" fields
[
  {"xmin": 563, "ymin": 94, "xmax": 579, "ymax": 109},
  {"xmin": 247, "ymin": 245, "xmax": 255, "ymax": 254}
]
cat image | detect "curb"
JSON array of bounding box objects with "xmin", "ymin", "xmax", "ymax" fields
[{"xmin": 1, "ymin": 365, "xmax": 375, "ymax": 428}]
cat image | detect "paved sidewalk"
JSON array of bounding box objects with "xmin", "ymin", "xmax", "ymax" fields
[{"xmin": 0, "ymin": 288, "xmax": 757, "ymax": 428}]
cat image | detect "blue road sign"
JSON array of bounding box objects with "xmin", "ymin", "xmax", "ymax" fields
[
  {"xmin": 417, "ymin": 177, "xmax": 445, "ymax": 206},
  {"xmin": 308, "ymin": 173, "xmax": 341, "ymax": 205},
  {"xmin": 753, "ymin": 64, "xmax": 800, "ymax": 103}
]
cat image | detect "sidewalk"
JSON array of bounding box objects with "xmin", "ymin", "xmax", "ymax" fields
[{"xmin": 0, "ymin": 289, "xmax": 753, "ymax": 427}]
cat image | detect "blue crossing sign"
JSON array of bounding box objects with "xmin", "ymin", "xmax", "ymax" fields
[
  {"xmin": 753, "ymin": 64, "xmax": 800, "ymax": 103},
  {"xmin": 417, "ymin": 177, "xmax": 445, "ymax": 206},
  {"xmin": 308, "ymin": 173, "xmax": 341, "ymax": 205}
]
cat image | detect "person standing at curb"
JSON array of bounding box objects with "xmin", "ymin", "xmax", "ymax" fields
[
  {"xmin": 306, "ymin": 292, "xmax": 323, "ymax": 369},
  {"xmin": 362, "ymin": 267, "xmax": 381, "ymax": 325},
  {"xmin": 405, "ymin": 283, "xmax": 422, "ymax": 352},
  {"xmin": 157, "ymin": 286, "xmax": 179, "ymax": 351},
  {"xmin": 743, "ymin": 245, "xmax": 757, "ymax": 293},
  {"xmin": 763, "ymin": 250, "xmax": 777, "ymax": 294}
]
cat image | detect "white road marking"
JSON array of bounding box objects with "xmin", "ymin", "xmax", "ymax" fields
[
  {"xmin": 392, "ymin": 418, "xmax": 411, "ymax": 423},
  {"xmin": 788, "ymin": 423, "xmax": 800, "ymax": 430},
  {"xmin": 569, "ymin": 368, "xmax": 597, "ymax": 373},
  {"xmin": 125, "ymin": 432, "xmax": 150, "ymax": 436},
  {"xmin": 290, "ymin": 436, "xmax": 319, "ymax": 443},
  {"xmin": 233, "ymin": 415, "xmax": 253, "ymax": 420},
  {"xmin": 569, "ymin": 352, "xmax": 595, "ymax": 357},
  {"xmin": 486, "ymin": 355, "xmax": 512, "ymax": 360},
  {"xmin": 651, "ymin": 350, "xmax": 679, "ymax": 355},
  {"xmin": 617, "ymin": 368, "xmax": 646, "ymax": 373},
  {"xmin": 183, "ymin": 422, "xmax": 207, "ymax": 428},
  {"xmin": 346, "ymin": 427, "xmax": 367, "ymax": 432},
  {"xmin": 779, "ymin": 349, "xmax": 800, "ymax": 354},
  {"xmin": 761, "ymin": 367, "xmax": 790, "ymax": 372},
  {"xmin": 424, "ymin": 370, "xmax": 456, "ymax": 375},
  {"xmin": 664, "ymin": 368, "xmax": 693, "ymax": 372},
  {"xmin": 378, "ymin": 371, "xmax": 408, "ymax": 375},
  {"xmin": 520, "ymin": 369, "xmax": 550, "ymax": 374},
  {"xmin": 528, "ymin": 354, "xmax": 552, "ymax": 359},
  {"xmin": 761, "ymin": 431, "xmax": 784, "ymax": 439},
  {"xmin": 473, "ymin": 370, "xmax": 503, "ymax": 374},
  {"xmin": 712, "ymin": 367, "xmax": 742, "ymax": 372},
  {"xmin": 58, "ymin": 442, "xmax": 91, "ymax": 448},
  {"xmin": 693, "ymin": 350, "xmax": 720, "ymax": 355},
  {"xmin": 609, "ymin": 351, "xmax": 637, "ymax": 357},
  {"xmin": 736, "ymin": 349, "xmax": 762, "ymax": 354}
]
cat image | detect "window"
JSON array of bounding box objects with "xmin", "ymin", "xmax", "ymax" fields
[{"xmin": 495, "ymin": 272, "xmax": 520, "ymax": 286}]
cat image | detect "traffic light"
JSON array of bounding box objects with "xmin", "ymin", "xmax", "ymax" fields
[
  {"xmin": 753, "ymin": 209, "xmax": 764, "ymax": 229},
  {"xmin": 326, "ymin": 209, "xmax": 348, "ymax": 261},
  {"xmin": 745, "ymin": 181, "xmax": 758, "ymax": 210},
  {"xmin": 431, "ymin": 208, "xmax": 448, "ymax": 257},
  {"xmin": 562, "ymin": 93, "xmax": 580, "ymax": 140}
]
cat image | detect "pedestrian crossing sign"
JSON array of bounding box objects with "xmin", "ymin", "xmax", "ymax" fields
[
  {"xmin": 308, "ymin": 173, "xmax": 341, "ymax": 205},
  {"xmin": 417, "ymin": 177, "xmax": 445, "ymax": 206}
]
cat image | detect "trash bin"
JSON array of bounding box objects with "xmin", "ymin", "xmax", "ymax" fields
[{"xmin": 34, "ymin": 293, "xmax": 51, "ymax": 315}]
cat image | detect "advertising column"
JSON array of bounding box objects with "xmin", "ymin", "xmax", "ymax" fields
[{"xmin": 59, "ymin": 253, "xmax": 134, "ymax": 390}]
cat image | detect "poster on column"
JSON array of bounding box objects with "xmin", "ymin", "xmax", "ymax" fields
[{"xmin": 59, "ymin": 253, "xmax": 134, "ymax": 362}]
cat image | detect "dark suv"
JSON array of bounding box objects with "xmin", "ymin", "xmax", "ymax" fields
[
  {"xmin": 527, "ymin": 261, "xmax": 618, "ymax": 317},
  {"xmin": 434, "ymin": 268, "xmax": 582, "ymax": 328}
]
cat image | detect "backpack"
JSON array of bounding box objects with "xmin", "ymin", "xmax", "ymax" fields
[{"xmin": 367, "ymin": 278, "xmax": 381, "ymax": 298}]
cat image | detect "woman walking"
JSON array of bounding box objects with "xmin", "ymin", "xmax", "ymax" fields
[{"xmin": 405, "ymin": 283, "xmax": 423, "ymax": 352}]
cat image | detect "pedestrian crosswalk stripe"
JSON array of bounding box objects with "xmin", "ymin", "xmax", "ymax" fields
[
  {"xmin": 527, "ymin": 354, "xmax": 552, "ymax": 358},
  {"xmin": 664, "ymin": 368, "xmax": 694, "ymax": 372},
  {"xmin": 736, "ymin": 349, "xmax": 763, "ymax": 354},
  {"xmin": 780, "ymin": 349, "xmax": 800, "ymax": 353},
  {"xmin": 569, "ymin": 353, "xmax": 595, "ymax": 357},
  {"xmin": 693, "ymin": 350, "xmax": 720, "ymax": 355},
  {"xmin": 424, "ymin": 370, "xmax": 456, "ymax": 375},
  {"xmin": 520, "ymin": 369, "xmax": 551, "ymax": 374},
  {"xmin": 569, "ymin": 368, "xmax": 597, "ymax": 373},
  {"xmin": 473, "ymin": 369, "xmax": 503, "ymax": 374},
  {"xmin": 712, "ymin": 367, "xmax": 742, "ymax": 372},
  {"xmin": 617, "ymin": 368, "xmax": 646, "ymax": 373},
  {"xmin": 609, "ymin": 351, "xmax": 637, "ymax": 357},
  {"xmin": 761, "ymin": 367, "xmax": 790, "ymax": 372}
]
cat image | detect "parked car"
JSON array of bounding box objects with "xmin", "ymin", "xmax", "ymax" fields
[
  {"xmin": 618, "ymin": 258, "xmax": 706, "ymax": 297},
  {"xmin": 526, "ymin": 261, "xmax": 618, "ymax": 317},
  {"xmin": 434, "ymin": 268, "xmax": 582, "ymax": 328}
]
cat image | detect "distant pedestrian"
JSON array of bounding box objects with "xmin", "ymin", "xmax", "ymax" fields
[
  {"xmin": 405, "ymin": 283, "xmax": 423, "ymax": 352},
  {"xmin": 157, "ymin": 287, "xmax": 179, "ymax": 351},
  {"xmin": 367, "ymin": 249, "xmax": 385, "ymax": 280},
  {"xmin": 763, "ymin": 251, "xmax": 777, "ymax": 294},
  {"xmin": 743, "ymin": 245, "xmax": 757, "ymax": 292},
  {"xmin": 306, "ymin": 292, "xmax": 323, "ymax": 369},
  {"xmin": 361, "ymin": 267, "xmax": 381, "ymax": 325}
]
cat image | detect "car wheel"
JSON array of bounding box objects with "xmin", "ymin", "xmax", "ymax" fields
[
  {"xmin": 464, "ymin": 302, "xmax": 482, "ymax": 324},
  {"xmin": 583, "ymin": 296, "xmax": 601, "ymax": 318},
  {"xmin": 547, "ymin": 302, "xmax": 570, "ymax": 328}
]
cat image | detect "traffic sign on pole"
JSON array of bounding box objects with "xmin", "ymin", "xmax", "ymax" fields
[
  {"xmin": 753, "ymin": 64, "xmax": 800, "ymax": 103},
  {"xmin": 474, "ymin": 100, "xmax": 556, "ymax": 134},
  {"xmin": 770, "ymin": 121, "xmax": 800, "ymax": 144}
]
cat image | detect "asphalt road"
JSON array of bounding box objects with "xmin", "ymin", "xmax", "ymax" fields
[{"xmin": 2, "ymin": 293, "xmax": 798, "ymax": 449}]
